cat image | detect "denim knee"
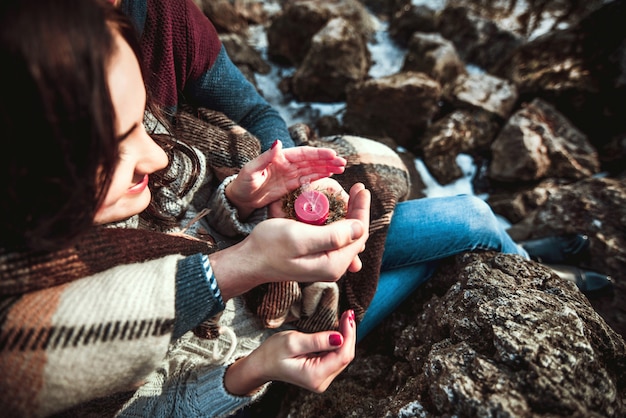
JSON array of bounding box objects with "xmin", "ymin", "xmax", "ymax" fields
[{"xmin": 457, "ymin": 195, "xmax": 503, "ymax": 237}]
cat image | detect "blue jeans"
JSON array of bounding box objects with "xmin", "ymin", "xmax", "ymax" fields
[{"xmin": 357, "ymin": 195, "xmax": 528, "ymax": 341}]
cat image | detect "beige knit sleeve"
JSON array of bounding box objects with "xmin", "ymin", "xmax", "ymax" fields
[{"xmin": 206, "ymin": 174, "xmax": 268, "ymax": 238}]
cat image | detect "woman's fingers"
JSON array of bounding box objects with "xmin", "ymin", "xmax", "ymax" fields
[
  {"xmin": 290, "ymin": 310, "xmax": 356, "ymax": 392},
  {"xmin": 233, "ymin": 143, "xmax": 346, "ymax": 211},
  {"xmin": 225, "ymin": 309, "xmax": 355, "ymax": 396},
  {"xmin": 293, "ymin": 168, "xmax": 346, "ymax": 186},
  {"xmin": 247, "ymin": 217, "xmax": 363, "ymax": 283},
  {"xmin": 345, "ymin": 184, "xmax": 369, "ymax": 273},
  {"xmin": 249, "ymin": 145, "xmax": 345, "ymax": 177},
  {"xmin": 335, "ymin": 309, "xmax": 356, "ymax": 352},
  {"xmin": 346, "ymin": 183, "xmax": 370, "ymax": 225},
  {"xmin": 282, "ymin": 147, "xmax": 347, "ymax": 183},
  {"xmin": 289, "ymin": 310, "xmax": 355, "ymax": 355},
  {"xmin": 283, "ymin": 146, "xmax": 346, "ymax": 167},
  {"xmin": 237, "ymin": 182, "xmax": 370, "ymax": 285},
  {"xmin": 298, "ymin": 219, "xmax": 365, "ymax": 255},
  {"xmin": 347, "ymin": 254, "xmax": 363, "ymax": 273},
  {"xmin": 240, "ymin": 139, "xmax": 282, "ymax": 174}
]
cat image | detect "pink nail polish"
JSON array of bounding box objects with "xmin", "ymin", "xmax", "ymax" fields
[
  {"xmin": 329, "ymin": 333, "xmax": 343, "ymax": 346},
  {"xmin": 271, "ymin": 139, "xmax": 279, "ymax": 149}
]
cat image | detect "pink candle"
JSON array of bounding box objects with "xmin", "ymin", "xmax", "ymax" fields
[{"xmin": 294, "ymin": 189, "xmax": 330, "ymax": 225}]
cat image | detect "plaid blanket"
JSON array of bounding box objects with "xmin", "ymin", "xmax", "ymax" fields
[
  {"xmin": 0, "ymin": 107, "xmax": 410, "ymax": 333},
  {"xmin": 0, "ymin": 108, "xmax": 409, "ymax": 416},
  {"xmin": 175, "ymin": 109, "xmax": 411, "ymax": 332}
]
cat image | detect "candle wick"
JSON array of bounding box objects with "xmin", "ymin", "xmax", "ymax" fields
[{"xmin": 304, "ymin": 189, "xmax": 321, "ymax": 208}]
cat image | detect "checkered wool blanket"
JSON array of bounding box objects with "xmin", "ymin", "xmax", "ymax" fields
[
  {"xmin": 1, "ymin": 107, "xmax": 410, "ymax": 337},
  {"xmin": 175, "ymin": 108, "xmax": 411, "ymax": 332}
]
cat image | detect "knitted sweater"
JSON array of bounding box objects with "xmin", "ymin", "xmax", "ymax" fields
[{"xmin": 119, "ymin": 0, "xmax": 294, "ymax": 151}]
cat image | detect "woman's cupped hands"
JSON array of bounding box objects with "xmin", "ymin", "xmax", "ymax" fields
[
  {"xmin": 215, "ymin": 143, "xmax": 367, "ymax": 397},
  {"xmin": 224, "ymin": 309, "xmax": 357, "ymax": 396},
  {"xmin": 224, "ymin": 139, "xmax": 347, "ymax": 219},
  {"xmin": 210, "ymin": 182, "xmax": 370, "ymax": 301}
]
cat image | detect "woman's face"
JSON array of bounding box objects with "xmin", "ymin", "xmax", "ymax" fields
[{"xmin": 93, "ymin": 32, "xmax": 168, "ymax": 224}]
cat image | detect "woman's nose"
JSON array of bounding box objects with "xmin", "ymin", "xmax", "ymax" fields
[{"xmin": 138, "ymin": 131, "xmax": 169, "ymax": 173}]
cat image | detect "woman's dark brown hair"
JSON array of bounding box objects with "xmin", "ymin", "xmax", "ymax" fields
[{"xmin": 0, "ymin": 0, "xmax": 153, "ymax": 251}]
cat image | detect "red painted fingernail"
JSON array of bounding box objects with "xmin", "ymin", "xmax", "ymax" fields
[
  {"xmin": 329, "ymin": 333, "xmax": 343, "ymax": 346},
  {"xmin": 271, "ymin": 139, "xmax": 279, "ymax": 149}
]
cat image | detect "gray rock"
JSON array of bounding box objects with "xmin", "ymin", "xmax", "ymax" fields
[
  {"xmin": 252, "ymin": 252, "xmax": 626, "ymax": 417},
  {"xmin": 489, "ymin": 98, "xmax": 600, "ymax": 182},
  {"xmin": 266, "ymin": 0, "xmax": 376, "ymax": 66},
  {"xmin": 343, "ymin": 72, "xmax": 441, "ymax": 148},
  {"xmin": 419, "ymin": 109, "xmax": 500, "ymax": 185},
  {"xmin": 437, "ymin": 5, "xmax": 523, "ymax": 70},
  {"xmin": 401, "ymin": 32, "xmax": 467, "ymax": 86},
  {"xmin": 443, "ymin": 72, "xmax": 518, "ymax": 120},
  {"xmin": 291, "ymin": 17, "xmax": 371, "ymax": 102}
]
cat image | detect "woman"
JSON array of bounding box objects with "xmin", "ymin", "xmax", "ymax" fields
[
  {"xmin": 111, "ymin": 0, "xmax": 610, "ymax": 343},
  {"xmin": 0, "ymin": 1, "xmax": 370, "ymax": 416}
]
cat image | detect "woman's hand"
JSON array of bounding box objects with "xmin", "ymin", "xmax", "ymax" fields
[
  {"xmin": 225, "ymin": 140, "xmax": 347, "ymax": 219},
  {"xmin": 224, "ymin": 309, "xmax": 357, "ymax": 396},
  {"xmin": 210, "ymin": 183, "xmax": 370, "ymax": 301}
]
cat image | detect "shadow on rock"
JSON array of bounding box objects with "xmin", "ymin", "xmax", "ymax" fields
[{"xmin": 250, "ymin": 252, "xmax": 626, "ymax": 417}]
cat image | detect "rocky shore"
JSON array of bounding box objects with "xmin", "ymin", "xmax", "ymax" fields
[{"xmin": 195, "ymin": 0, "xmax": 625, "ymax": 415}]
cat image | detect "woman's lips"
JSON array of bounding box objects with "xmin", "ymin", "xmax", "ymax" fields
[{"xmin": 127, "ymin": 174, "xmax": 149, "ymax": 194}]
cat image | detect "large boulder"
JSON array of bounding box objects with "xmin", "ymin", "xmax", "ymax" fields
[
  {"xmin": 442, "ymin": 72, "xmax": 518, "ymax": 120},
  {"xmin": 492, "ymin": 0, "xmax": 626, "ymax": 169},
  {"xmin": 266, "ymin": 0, "xmax": 376, "ymax": 66},
  {"xmin": 343, "ymin": 71, "xmax": 441, "ymax": 148},
  {"xmin": 489, "ymin": 98, "xmax": 601, "ymax": 182},
  {"xmin": 504, "ymin": 176, "xmax": 626, "ymax": 338},
  {"xmin": 401, "ymin": 32, "xmax": 467, "ymax": 86},
  {"xmin": 418, "ymin": 109, "xmax": 500, "ymax": 185},
  {"xmin": 250, "ymin": 252, "xmax": 626, "ymax": 417},
  {"xmin": 389, "ymin": 3, "xmax": 438, "ymax": 46},
  {"xmin": 290, "ymin": 17, "xmax": 371, "ymax": 102},
  {"xmin": 437, "ymin": 5, "xmax": 524, "ymax": 70}
]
